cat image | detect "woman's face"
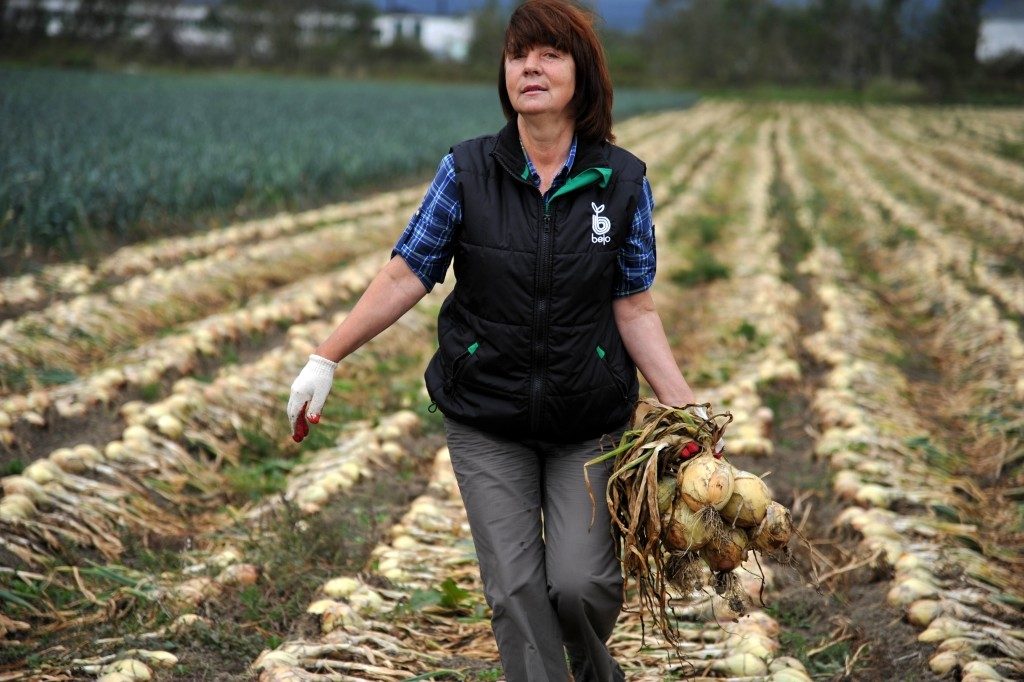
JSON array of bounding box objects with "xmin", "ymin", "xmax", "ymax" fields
[{"xmin": 504, "ymin": 44, "xmax": 576, "ymax": 121}]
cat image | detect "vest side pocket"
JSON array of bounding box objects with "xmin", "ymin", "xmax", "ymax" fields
[
  {"xmin": 445, "ymin": 341, "xmax": 481, "ymax": 396},
  {"xmin": 596, "ymin": 344, "xmax": 629, "ymax": 402}
]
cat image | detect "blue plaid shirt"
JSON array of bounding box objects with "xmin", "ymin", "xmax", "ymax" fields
[{"xmin": 392, "ymin": 135, "xmax": 656, "ymax": 296}]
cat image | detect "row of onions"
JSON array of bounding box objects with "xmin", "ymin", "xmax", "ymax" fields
[
  {"xmin": 0, "ymin": 294, "xmax": 434, "ymax": 565},
  {"xmin": 3, "ymin": 188, "xmax": 459, "ymax": 674},
  {"xmin": 0, "ymin": 209, "xmax": 404, "ymax": 396},
  {"xmin": 902, "ymin": 106, "xmax": 1024, "ymax": 154},
  {"xmin": 64, "ymin": 411, "xmax": 425, "ymax": 682},
  {"xmin": 831, "ymin": 108, "xmax": 1024, "ymax": 251},
  {"xmin": 810, "ymin": 112, "xmax": 1024, "ymax": 461},
  {"xmin": 868, "ymin": 111, "xmax": 1024, "ymax": 225},
  {"xmin": 793, "ymin": 111, "xmax": 1024, "ymax": 681},
  {"xmin": 0, "ymin": 187, "xmax": 422, "ymax": 313},
  {"xmin": 0, "ymin": 251, "xmax": 386, "ymax": 450},
  {"xmin": 631, "ymin": 102, "xmax": 744, "ymax": 192},
  {"xmin": 802, "ymin": 243, "xmax": 1024, "ymax": 681},
  {"xmin": 254, "ymin": 446, "xmax": 477, "ymax": 681},
  {"xmin": 655, "ymin": 118, "xmax": 801, "ymax": 458},
  {"xmin": 862, "ymin": 107, "xmax": 1024, "ymax": 204},
  {"xmin": 828, "ymin": 110, "xmax": 1024, "ymax": 316}
]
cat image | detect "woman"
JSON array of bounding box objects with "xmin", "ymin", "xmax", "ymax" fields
[{"xmin": 287, "ymin": 1, "xmax": 706, "ymax": 679}]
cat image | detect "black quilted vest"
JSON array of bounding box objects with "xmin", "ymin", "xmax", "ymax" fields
[{"xmin": 425, "ymin": 119, "xmax": 647, "ymax": 442}]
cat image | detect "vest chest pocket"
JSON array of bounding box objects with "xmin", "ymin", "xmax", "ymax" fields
[
  {"xmin": 596, "ymin": 344, "xmax": 629, "ymax": 402},
  {"xmin": 445, "ymin": 341, "xmax": 480, "ymax": 396}
]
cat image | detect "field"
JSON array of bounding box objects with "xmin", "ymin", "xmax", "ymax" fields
[
  {"xmin": 0, "ymin": 67, "xmax": 697, "ymax": 265},
  {"xmin": 1, "ymin": 101, "xmax": 1023, "ymax": 681}
]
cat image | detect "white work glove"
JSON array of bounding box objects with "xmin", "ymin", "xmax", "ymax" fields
[
  {"xmin": 690, "ymin": 405, "xmax": 726, "ymax": 455},
  {"xmin": 287, "ymin": 354, "xmax": 338, "ymax": 429}
]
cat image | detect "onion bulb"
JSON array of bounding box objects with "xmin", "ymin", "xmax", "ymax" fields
[
  {"xmin": 720, "ymin": 471, "xmax": 772, "ymax": 527},
  {"xmin": 709, "ymin": 653, "xmax": 768, "ymax": 676},
  {"xmin": 700, "ymin": 526, "xmax": 748, "ymax": 572},
  {"xmin": 751, "ymin": 501, "xmax": 793, "ymax": 552},
  {"xmin": 0, "ymin": 493, "xmax": 36, "ymax": 521},
  {"xmin": 323, "ymin": 577, "xmax": 360, "ymax": 598},
  {"xmin": 928, "ymin": 650, "xmax": 962, "ymax": 676},
  {"xmin": 679, "ymin": 455, "xmax": 735, "ymax": 511},
  {"xmin": 99, "ymin": 659, "xmax": 152, "ymax": 681},
  {"xmin": 886, "ymin": 578, "xmax": 938, "ymax": 608},
  {"xmin": 907, "ymin": 599, "xmax": 942, "ymax": 627},
  {"xmin": 961, "ymin": 661, "xmax": 1002, "ymax": 680},
  {"xmin": 663, "ymin": 505, "xmax": 710, "ymax": 552}
]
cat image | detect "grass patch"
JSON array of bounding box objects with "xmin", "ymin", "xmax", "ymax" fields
[
  {"xmin": 678, "ymin": 214, "xmax": 729, "ymax": 245},
  {"xmin": 1, "ymin": 458, "xmax": 26, "ymax": 477},
  {"xmin": 671, "ymin": 250, "xmax": 730, "ymax": 286},
  {"xmin": 223, "ymin": 457, "xmax": 295, "ymax": 500},
  {"xmin": 769, "ymin": 172, "xmax": 813, "ymax": 275},
  {"xmin": 904, "ymin": 435, "xmax": 960, "ymax": 474},
  {"xmin": 768, "ymin": 600, "xmax": 857, "ymax": 677},
  {"xmin": 0, "ymin": 365, "xmax": 78, "ymax": 394},
  {"xmin": 139, "ymin": 381, "xmax": 163, "ymax": 402},
  {"xmin": 996, "ymin": 139, "xmax": 1024, "ymax": 163}
]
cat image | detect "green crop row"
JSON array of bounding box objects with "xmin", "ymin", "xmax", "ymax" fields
[{"xmin": 0, "ymin": 66, "xmax": 696, "ymax": 266}]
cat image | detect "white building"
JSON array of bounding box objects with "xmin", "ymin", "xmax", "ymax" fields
[
  {"xmin": 977, "ymin": 1, "xmax": 1024, "ymax": 62},
  {"xmin": 373, "ymin": 12, "xmax": 474, "ymax": 62},
  {"xmin": 4, "ymin": 0, "xmax": 477, "ymax": 63}
]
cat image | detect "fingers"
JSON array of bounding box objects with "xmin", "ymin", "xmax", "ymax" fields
[
  {"xmin": 286, "ymin": 392, "xmax": 305, "ymax": 427},
  {"xmin": 307, "ymin": 385, "xmax": 330, "ymax": 423}
]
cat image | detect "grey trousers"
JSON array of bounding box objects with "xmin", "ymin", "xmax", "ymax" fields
[{"xmin": 443, "ymin": 416, "xmax": 627, "ymax": 682}]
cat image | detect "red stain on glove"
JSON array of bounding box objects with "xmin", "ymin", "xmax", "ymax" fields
[{"xmin": 292, "ymin": 401, "xmax": 310, "ymax": 443}]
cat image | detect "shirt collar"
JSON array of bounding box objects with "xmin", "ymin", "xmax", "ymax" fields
[{"xmin": 520, "ymin": 134, "xmax": 578, "ymax": 186}]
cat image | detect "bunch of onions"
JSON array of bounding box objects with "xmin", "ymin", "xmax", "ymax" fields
[{"xmin": 585, "ymin": 399, "xmax": 793, "ymax": 646}]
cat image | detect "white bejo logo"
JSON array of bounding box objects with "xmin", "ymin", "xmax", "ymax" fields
[{"xmin": 591, "ymin": 202, "xmax": 611, "ymax": 244}]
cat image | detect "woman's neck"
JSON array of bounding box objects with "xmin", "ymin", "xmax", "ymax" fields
[{"xmin": 517, "ymin": 115, "xmax": 574, "ymax": 170}]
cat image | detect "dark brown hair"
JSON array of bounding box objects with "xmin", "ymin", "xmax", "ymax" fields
[{"xmin": 498, "ymin": 0, "xmax": 615, "ymax": 143}]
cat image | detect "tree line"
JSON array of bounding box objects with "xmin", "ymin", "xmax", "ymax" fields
[
  {"xmin": 636, "ymin": 0, "xmax": 1020, "ymax": 100},
  {"xmin": 1, "ymin": 0, "xmax": 1020, "ymax": 100}
]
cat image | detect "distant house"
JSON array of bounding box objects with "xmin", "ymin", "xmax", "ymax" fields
[
  {"xmin": 373, "ymin": 11, "xmax": 474, "ymax": 61},
  {"xmin": 977, "ymin": 0, "xmax": 1024, "ymax": 61},
  {"xmin": 3, "ymin": 0, "xmax": 477, "ymax": 63}
]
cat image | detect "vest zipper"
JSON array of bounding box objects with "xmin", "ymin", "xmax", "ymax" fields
[{"xmin": 530, "ymin": 201, "xmax": 554, "ymax": 433}]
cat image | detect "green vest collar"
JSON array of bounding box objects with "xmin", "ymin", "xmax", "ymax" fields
[{"xmin": 550, "ymin": 166, "xmax": 612, "ymax": 201}]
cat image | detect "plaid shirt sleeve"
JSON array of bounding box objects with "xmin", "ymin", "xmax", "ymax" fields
[
  {"xmin": 614, "ymin": 176, "xmax": 657, "ymax": 297},
  {"xmin": 391, "ymin": 153, "xmax": 462, "ymax": 292}
]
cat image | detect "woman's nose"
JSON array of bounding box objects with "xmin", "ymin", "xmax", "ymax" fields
[{"xmin": 523, "ymin": 50, "xmax": 542, "ymax": 72}]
